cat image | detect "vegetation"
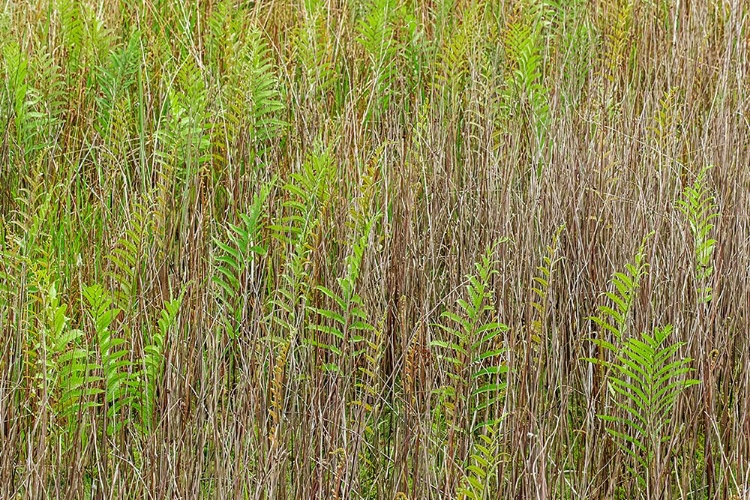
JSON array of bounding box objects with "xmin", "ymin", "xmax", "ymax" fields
[{"xmin": 0, "ymin": 0, "xmax": 747, "ymax": 498}]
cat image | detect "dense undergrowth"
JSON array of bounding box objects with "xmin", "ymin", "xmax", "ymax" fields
[{"xmin": 1, "ymin": 0, "xmax": 749, "ymax": 498}]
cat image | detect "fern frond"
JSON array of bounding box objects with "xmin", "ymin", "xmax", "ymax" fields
[
  {"xmin": 307, "ymin": 213, "xmax": 379, "ymax": 374},
  {"xmin": 431, "ymin": 241, "xmax": 510, "ymax": 432},
  {"xmin": 83, "ymin": 284, "xmax": 133, "ymax": 438},
  {"xmin": 530, "ymin": 224, "xmax": 564, "ymax": 351},
  {"xmin": 213, "ymin": 183, "xmax": 271, "ymax": 339},
  {"xmin": 456, "ymin": 426, "xmax": 502, "ymax": 500},
  {"xmin": 598, "ymin": 324, "xmax": 699, "ymax": 484},
  {"xmin": 135, "ymin": 293, "xmax": 182, "ymax": 434},
  {"xmin": 677, "ymin": 166, "xmax": 718, "ymax": 304},
  {"xmin": 588, "ymin": 233, "xmax": 651, "ymax": 345}
]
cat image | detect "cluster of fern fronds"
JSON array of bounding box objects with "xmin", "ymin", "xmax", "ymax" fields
[{"xmin": 1, "ymin": 0, "xmax": 748, "ymax": 498}]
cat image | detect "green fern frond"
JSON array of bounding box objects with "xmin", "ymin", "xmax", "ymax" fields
[
  {"xmin": 598, "ymin": 324, "xmax": 699, "ymax": 484},
  {"xmin": 95, "ymin": 30, "xmax": 141, "ymax": 139},
  {"xmin": 269, "ymin": 148, "xmax": 334, "ymax": 245},
  {"xmin": 221, "ymin": 28, "xmax": 287, "ymax": 170},
  {"xmin": 39, "ymin": 281, "xmax": 101, "ymax": 434},
  {"xmin": 530, "ymin": 224, "xmax": 564, "ymax": 349},
  {"xmin": 213, "ymin": 183, "xmax": 271, "ymax": 340},
  {"xmin": 456, "ymin": 426, "xmax": 501, "ymax": 500},
  {"xmin": 500, "ymin": 4, "xmax": 553, "ymax": 171},
  {"xmin": 431, "ymin": 241, "xmax": 510, "ymax": 431},
  {"xmin": 135, "ymin": 293, "xmax": 182, "ymax": 434},
  {"xmin": 83, "ymin": 284, "xmax": 133, "ymax": 438},
  {"xmin": 677, "ymin": 167, "xmax": 718, "ymax": 304},
  {"xmin": 307, "ymin": 213, "xmax": 380, "ymax": 374},
  {"xmin": 356, "ymin": 0, "xmax": 400, "ymax": 121},
  {"xmin": 588, "ymin": 233, "xmax": 651, "ymax": 345},
  {"xmin": 106, "ymin": 200, "xmax": 151, "ymax": 314}
]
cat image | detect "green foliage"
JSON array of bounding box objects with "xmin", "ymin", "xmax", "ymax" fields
[
  {"xmin": 1, "ymin": 0, "xmax": 743, "ymax": 495},
  {"xmin": 264, "ymin": 150, "xmax": 335, "ymax": 445},
  {"xmin": 38, "ymin": 280, "xmax": 101, "ymax": 429},
  {"xmin": 213, "ymin": 184, "xmax": 271, "ymax": 340},
  {"xmin": 159, "ymin": 60, "xmax": 212, "ymax": 189},
  {"xmin": 456, "ymin": 426, "xmax": 502, "ymax": 500},
  {"xmin": 136, "ymin": 294, "xmax": 182, "ymax": 433},
  {"xmin": 95, "ymin": 31, "xmax": 141, "ymax": 139},
  {"xmin": 677, "ymin": 167, "xmax": 718, "ymax": 304},
  {"xmin": 431, "ymin": 242, "xmax": 509, "ymax": 431},
  {"xmin": 268, "ymin": 150, "xmax": 334, "ymax": 347},
  {"xmin": 530, "ymin": 224, "xmax": 564, "ymax": 349},
  {"xmin": 307, "ymin": 213, "xmax": 379, "ymax": 374},
  {"xmin": 270, "ymin": 149, "xmax": 334, "ymax": 245},
  {"xmin": 296, "ymin": 0, "xmax": 337, "ymax": 103},
  {"xmin": 106, "ymin": 200, "xmax": 151, "ymax": 314},
  {"xmin": 501, "ymin": 3, "xmax": 555, "ymax": 170},
  {"xmin": 222, "ymin": 28, "xmax": 287, "ymax": 170},
  {"xmin": 7, "ymin": 48, "xmax": 67, "ymax": 165},
  {"xmin": 589, "ymin": 234, "xmax": 651, "ymax": 344},
  {"xmin": 596, "ymin": 325, "xmax": 699, "ymax": 489},
  {"xmin": 357, "ymin": 0, "xmax": 400, "ymax": 121},
  {"xmin": 83, "ymin": 284, "xmax": 133, "ymax": 437}
]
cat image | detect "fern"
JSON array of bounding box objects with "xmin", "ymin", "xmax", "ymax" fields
[
  {"xmin": 213, "ymin": 183, "xmax": 271, "ymax": 340},
  {"xmin": 221, "ymin": 28, "xmax": 287, "ymax": 171},
  {"xmin": 269, "ymin": 149, "xmax": 334, "ymax": 245},
  {"xmin": 2, "ymin": 42, "xmax": 45, "ymax": 164},
  {"xmin": 677, "ymin": 167, "xmax": 718, "ymax": 304},
  {"xmin": 158, "ymin": 60, "xmax": 212, "ymax": 192},
  {"xmin": 431, "ymin": 242, "xmax": 509, "ymax": 434},
  {"xmin": 307, "ymin": 213, "xmax": 379, "ymax": 374},
  {"xmin": 135, "ymin": 293, "xmax": 182, "ymax": 434},
  {"xmin": 296, "ymin": 0, "xmax": 337, "ymax": 103},
  {"xmin": 95, "ymin": 30, "xmax": 141, "ymax": 139},
  {"xmin": 598, "ymin": 325, "xmax": 699, "ymax": 494},
  {"xmin": 306, "ymin": 154, "xmax": 380, "ymax": 375},
  {"xmin": 500, "ymin": 3, "xmax": 554, "ymax": 172},
  {"xmin": 589, "ymin": 234, "xmax": 651, "ymax": 345},
  {"xmin": 456, "ymin": 426, "xmax": 502, "ymax": 500},
  {"xmin": 356, "ymin": 0, "xmax": 399, "ymax": 122},
  {"xmin": 266, "ymin": 150, "xmax": 334, "ymax": 437},
  {"xmin": 530, "ymin": 224, "xmax": 564, "ymax": 353},
  {"xmin": 106, "ymin": 200, "xmax": 151, "ymax": 315},
  {"xmin": 38, "ymin": 280, "xmax": 100, "ymax": 434},
  {"xmin": 83, "ymin": 284, "xmax": 133, "ymax": 438}
]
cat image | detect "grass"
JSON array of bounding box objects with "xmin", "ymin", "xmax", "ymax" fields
[{"xmin": 0, "ymin": 0, "xmax": 749, "ymax": 498}]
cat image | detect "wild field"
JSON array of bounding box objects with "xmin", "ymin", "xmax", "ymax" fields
[{"xmin": 1, "ymin": 0, "xmax": 749, "ymax": 498}]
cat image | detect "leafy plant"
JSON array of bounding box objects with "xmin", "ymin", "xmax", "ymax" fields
[
  {"xmin": 267, "ymin": 150, "xmax": 334, "ymax": 435},
  {"xmin": 596, "ymin": 325, "xmax": 699, "ymax": 495},
  {"xmin": 221, "ymin": 28, "xmax": 287, "ymax": 171},
  {"xmin": 677, "ymin": 167, "xmax": 718, "ymax": 304},
  {"xmin": 431, "ymin": 242, "xmax": 509, "ymax": 433},
  {"xmin": 307, "ymin": 213, "xmax": 379, "ymax": 375},
  {"xmin": 213, "ymin": 183, "xmax": 271, "ymax": 340},
  {"xmin": 589, "ymin": 234, "xmax": 651, "ymax": 344},
  {"xmin": 83, "ymin": 284, "xmax": 132, "ymax": 438},
  {"xmin": 500, "ymin": 3, "xmax": 554, "ymax": 171},
  {"xmin": 456, "ymin": 425, "xmax": 502, "ymax": 500},
  {"xmin": 357, "ymin": 0, "xmax": 400, "ymax": 122},
  {"xmin": 135, "ymin": 294, "xmax": 182, "ymax": 433},
  {"xmin": 38, "ymin": 279, "xmax": 100, "ymax": 436}
]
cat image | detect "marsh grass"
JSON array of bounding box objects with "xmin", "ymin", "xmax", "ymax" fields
[{"xmin": 1, "ymin": 0, "xmax": 749, "ymax": 498}]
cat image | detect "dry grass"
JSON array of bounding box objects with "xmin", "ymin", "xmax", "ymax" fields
[{"xmin": 1, "ymin": 0, "xmax": 749, "ymax": 498}]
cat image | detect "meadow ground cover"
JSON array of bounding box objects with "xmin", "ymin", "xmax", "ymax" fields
[{"xmin": 1, "ymin": 0, "xmax": 749, "ymax": 498}]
